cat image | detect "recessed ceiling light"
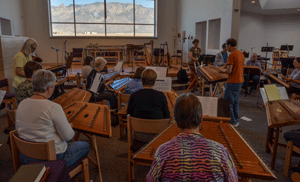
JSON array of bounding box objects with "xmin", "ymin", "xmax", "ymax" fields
[
  {"xmin": 251, "ymin": 1, "xmax": 255, "ymax": 3},
  {"xmin": 298, "ymin": 9, "xmax": 300, "ymax": 11}
]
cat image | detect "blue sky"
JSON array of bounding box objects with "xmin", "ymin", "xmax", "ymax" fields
[{"xmin": 50, "ymin": 0, "xmax": 154, "ymax": 8}]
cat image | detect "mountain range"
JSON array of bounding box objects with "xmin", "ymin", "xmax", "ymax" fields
[{"xmin": 51, "ymin": 2, "xmax": 154, "ymax": 35}]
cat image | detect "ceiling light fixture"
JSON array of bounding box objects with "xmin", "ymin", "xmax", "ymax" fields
[
  {"xmin": 251, "ymin": 1, "xmax": 255, "ymax": 3},
  {"xmin": 298, "ymin": 9, "xmax": 300, "ymax": 11}
]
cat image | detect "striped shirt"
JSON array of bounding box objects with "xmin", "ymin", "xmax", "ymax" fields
[{"xmin": 146, "ymin": 133, "xmax": 238, "ymax": 182}]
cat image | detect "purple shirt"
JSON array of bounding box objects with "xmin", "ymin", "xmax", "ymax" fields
[{"xmin": 147, "ymin": 133, "xmax": 238, "ymax": 182}]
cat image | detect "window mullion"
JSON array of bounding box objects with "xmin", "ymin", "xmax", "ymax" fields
[
  {"xmin": 133, "ymin": 0, "xmax": 135, "ymax": 37},
  {"xmin": 73, "ymin": 0, "xmax": 76, "ymax": 36},
  {"xmin": 105, "ymin": 0, "xmax": 107, "ymax": 36}
]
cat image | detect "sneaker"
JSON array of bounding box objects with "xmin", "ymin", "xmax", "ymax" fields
[{"xmin": 232, "ymin": 123, "xmax": 239, "ymax": 128}]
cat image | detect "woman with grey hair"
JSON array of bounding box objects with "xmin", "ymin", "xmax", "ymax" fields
[
  {"xmin": 12, "ymin": 38, "xmax": 38, "ymax": 90},
  {"xmin": 16, "ymin": 70, "xmax": 90, "ymax": 168},
  {"xmin": 86, "ymin": 57, "xmax": 117, "ymax": 109}
]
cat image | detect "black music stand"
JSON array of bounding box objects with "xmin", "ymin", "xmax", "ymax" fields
[
  {"xmin": 261, "ymin": 44, "xmax": 274, "ymax": 70},
  {"xmin": 280, "ymin": 45, "xmax": 294, "ymax": 56},
  {"xmin": 280, "ymin": 58, "xmax": 295, "ymax": 76}
]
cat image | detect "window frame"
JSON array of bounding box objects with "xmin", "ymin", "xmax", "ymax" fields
[{"xmin": 48, "ymin": 0, "xmax": 157, "ymax": 38}]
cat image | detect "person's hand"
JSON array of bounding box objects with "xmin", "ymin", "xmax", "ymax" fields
[{"xmin": 286, "ymin": 78, "xmax": 292, "ymax": 82}]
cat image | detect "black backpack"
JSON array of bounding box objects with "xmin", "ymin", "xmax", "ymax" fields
[{"xmin": 177, "ymin": 68, "xmax": 189, "ymax": 84}]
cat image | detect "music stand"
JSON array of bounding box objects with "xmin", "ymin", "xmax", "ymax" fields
[
  {"xmin": 280, "ymin": 45, "xmax": 294, "ymax": 56},
  {"xmin": 261, "ymin": 44, "xmax": 274, "ymax": 70},
  {"xmin": 280, "ymin": 57, "xmax": 295, "ymax": 76}
]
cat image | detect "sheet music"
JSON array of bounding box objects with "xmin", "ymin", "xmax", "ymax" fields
[
  {"xmin": 90, "ymin": 73, "xmax": 103, "ymax": 93},
  {"xmin": 277, "ymin": 87, "xmax": 289, "ymax": 100},
  {"xmin": 197, "ymin": 96, "xmax": 218, "ymax": 117},
  {"xmin": 0, "ymin": 90, "xmax": 6, "ymax": 104},
  {"xmin": 260, "ymin": 88, "xmax": 268, "ymax": 105},
  {"xmin": 153, "ymin": 78, "xmax": 172, "ymax": 92},
  {"xmin": 113, "ymin": 60, "xmax": 123, "ymax": 72},
  {"xmin": 260, "ymin": 86, "xmax": 288, "ymax": 105},
  {"xmin": 264, "ymin": 84, "xmax": 281, "ymax": 101},
  {"xmin": 146, "ymin": 66, "xmax": 167, "ymax": 78}
]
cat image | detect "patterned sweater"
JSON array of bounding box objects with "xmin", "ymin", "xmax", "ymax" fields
[{"xmin": 146, "ymin": 133, "xmax": 238, "ymax": 182}]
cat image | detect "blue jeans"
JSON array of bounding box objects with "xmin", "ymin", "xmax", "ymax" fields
[
  {"xmin": 20, "ymin": 141, "xmax": 90, "ymax": 168},
  {"xmin": 223, "ymin": 83, "xmax": 243, "ymax": 125}
]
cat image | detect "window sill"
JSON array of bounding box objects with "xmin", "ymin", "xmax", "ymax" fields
[{"xmin": 49, "ymin": 36, "xmax": 158, "ymax": 39}]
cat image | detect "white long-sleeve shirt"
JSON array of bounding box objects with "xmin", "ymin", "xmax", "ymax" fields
[{"xmin": 16, "ymin": 98, "xmax": 75, "ymax": 154}]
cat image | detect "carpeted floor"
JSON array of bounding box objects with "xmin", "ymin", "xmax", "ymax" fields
[{"xmin": 0, "ymin": 89, "xmax": 298, "ymax": 181}]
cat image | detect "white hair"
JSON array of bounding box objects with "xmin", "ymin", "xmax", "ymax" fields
[
  {"xmin": 94, "ymin": 57, "xmax": 107, "ymax": 67},
  {"xmin": 32, "ymin": 70, "xmax": 56, "ymax": 93}
]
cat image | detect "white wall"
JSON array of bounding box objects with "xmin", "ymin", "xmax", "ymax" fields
[
  {"xmin": 177, "ymin": 0, "xmax": 234, "ymax": 62},
  {"xmin": 239, "ymin": 12, "xmax": 300, "ymax": 64},
  {"xmin": 22, "ymin": 0, "xmax": 178, "ymax": 63},
  {"xmin": 238, "ymin": 12, "xmax": 266, "ymax": 59},
  {"xmin": 0, "ymin": 0, "xmax": 25, "ymax": 36}
]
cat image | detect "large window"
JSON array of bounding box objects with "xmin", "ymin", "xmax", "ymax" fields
[{"xmin": 48, "ymin": 0, "xmax": 156, "ymax": 37}]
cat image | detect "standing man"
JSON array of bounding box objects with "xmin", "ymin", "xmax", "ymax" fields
[{"xmin": 219, "ymin": 38, "xmax": 244, "ymax": 127}]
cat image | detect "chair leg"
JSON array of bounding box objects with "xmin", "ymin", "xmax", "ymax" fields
[
  {"xmin": 128, "ymin": 160, "xmax": 132, "ymax": 182},
  {"xmin": 119, "ymin": 117, "xmax": 124, "ymax": 139},
  {"xmin": 285, "ymin": 141, "xmax": 294, "ymax": 176},
  {"xmin": 82, "ymin": 158, "xmax": 90, "ymax": 182},
  {"xmin": 91, "ymin": 135, "xmax": 103, "ymax": 182}
]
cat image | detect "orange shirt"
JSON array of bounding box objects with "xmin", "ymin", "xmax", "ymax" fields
[{"xmin": 227, "ymin": 50, "xmax": 245, "ymax": 84}]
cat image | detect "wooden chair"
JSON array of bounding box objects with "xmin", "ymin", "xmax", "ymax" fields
[
  {"xmin": 117, "ymin": 92, "xmax": 130, "ymax": 138},
  {"xmin": 72, "ymin": 48, "xmax": 84, "ymax": 70},
  {"xmin": 171, "ymin": 50, "xmax": 182, "ymax": 65},
  {"xmin": 284, "ymin": 141, "xmax": 300, "ymax": 176},
  {"xmin": 133, "ymin": 50, "xmax": 146, "ymax": 66},
  {"xmin": 10, "ymin": 130, "xmax": 90, "ymax": 182},
  {"xmin": 75, "ymin": 72, "xmax": 87, "ymax": 90},
  {"xmin": 0, "ymin": 78, "xmax": 17, "ymax": 109},
  {"xmin": 127, "ymin": 115, "xmax": 172, "ymax": 181},
  {"xmin": 5, "ymin": 102, "xmax": 16, "ymax": 127}
]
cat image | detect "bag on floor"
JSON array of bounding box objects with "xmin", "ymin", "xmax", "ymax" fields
[{"xmin": 177, "ymin": 68, "xmax": 189, "ymax": 84}]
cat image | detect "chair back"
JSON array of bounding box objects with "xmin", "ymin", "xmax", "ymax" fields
[
  {"xmin": 72, "ymin": 48, "xmax": 83, "ymax": 57},
  {"xmin": 10, "ymin": 130, "xmax": 56, "ymax": 172},
  {"xmin": 65, "ymin": 55, "xmax": 73, "ymax": 69},
  {"xmin": 0, "ymin": 78, "xmax": 10, "ymax": 93},
  {"xmin": 6, "ymin": 103, "xmax": 16, "ymax": 126},
  {"xmin": 188, "ymin": 62, "xmax": 197, "ymax": 75},
  {"xmin": 75, "ymin": 72, "xmax": 81, "ymax": 88},
  {"xmin": 127, "ymin": 116, "xmax": 172, "ymax": 134},
  {"xmin": 118, "ymin": 92, "xmax": 130, "ymax": 110}
]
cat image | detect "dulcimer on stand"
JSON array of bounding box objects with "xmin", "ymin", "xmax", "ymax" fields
[
  {"xmin": 53, "ymin": 88, "xmax": 92, "ymax": 108},
  {"xmin": 63, "ymin": 101, "xmax": 112, "ymax": 137},
  {"xmin": 133, "ymin": 120, "xmax": 277, "ymax": 181}
]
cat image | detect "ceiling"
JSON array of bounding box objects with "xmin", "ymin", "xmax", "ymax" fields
[{"xmin": 241, "ymin": 0, "xmax": 300, "ymax": 15}]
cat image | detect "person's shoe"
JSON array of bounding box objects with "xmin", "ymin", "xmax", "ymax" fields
[{"xmin": 232, "ymin": 122, "xmax": 239, "ymax": 128}]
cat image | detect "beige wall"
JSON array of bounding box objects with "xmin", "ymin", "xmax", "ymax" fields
[
  {"xmin": 22, "ymin": 0, "xmax": 178, "ymax": 63},
  {"xmin": 0, "ymin": 0, "xmax": 25, "ymax": 36},
  {"xmin": 176, "ymin": 0, "xmax": 234, "ymax": 62}
]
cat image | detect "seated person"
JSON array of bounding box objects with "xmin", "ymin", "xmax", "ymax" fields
[
  {"xmin": 16, "ymin": 61, "xmax": 42, "ymax": 105},
  {"xmin": 125, "ymin": 66, "xmax": 145, "ymax": 94},
  {"xmin": 282, "ymin": 58, "xmax": 300, "ymax": 95},
  {"xmin": 127, "ymin": 69, "xmax": 170, "ymax": 151},
  {"xmin": 243, "ymin": 53, "xmax": 264, "ymax": 94},
  {"xmin": 147, "ymin": 93, "xmax": 238, "ymax": 181},
  {"xmin": 86, "ymin": 57, "xmax": 117, "ymax": 109},
  {"xmin": 284, "ymin": 130, "xmax": 300, "ymax": 172},
  {"xmin": 81, "ymin": 55, "xmax": 94, "ymax": 80},
  {"xmin": 214, "ymin": 43, "xmax": 228, "ymax": 67},
  {"xmin": 16, "ymin": 70, "xmax": 90, "ymax": 168}
]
